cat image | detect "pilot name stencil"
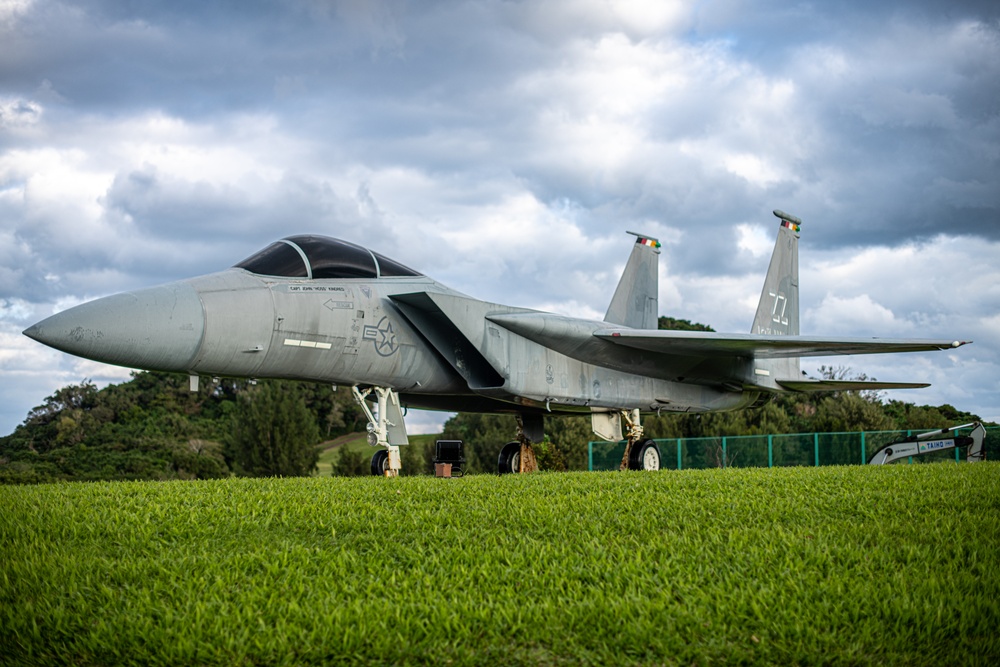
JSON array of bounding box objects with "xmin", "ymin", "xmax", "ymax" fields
[{"xmin": 287, "ymin": 285, "xmax": 350, "ymax": 293}]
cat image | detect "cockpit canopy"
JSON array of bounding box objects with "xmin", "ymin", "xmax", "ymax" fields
[{"xmin": 234, "ymin": 235, "xmax": 422, "ymax": 279}]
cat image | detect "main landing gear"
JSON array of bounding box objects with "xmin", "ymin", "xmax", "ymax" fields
[
  {"xmin": 591, "ymin": 408, "xmax": 660, "ymax": 472},
  {"xmin": 618, "ymin": 409, "xmax": 660, "ymax": 471},
  {"xmin": 497, "ymin": 409, "xmax": 661, "ymax": 474},
  {"xmin": 352, "ymin": 386, "xmax": 409, "ymax": 477},
  {"xmin": 497, "ymin": 442, "xmax": 520, "ymax": 474}
]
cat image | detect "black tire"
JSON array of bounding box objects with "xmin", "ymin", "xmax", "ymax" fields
[
  {"xmin": 497, "ymin": 441, "xmax": 521, "ymax": 474},
  {"xmin": 628, "ymin": 439, "xmax": 661, "ymax": 471},
  {"xmin": 370, "ymin": 449, "xmax": 389, "ymax": 476}
]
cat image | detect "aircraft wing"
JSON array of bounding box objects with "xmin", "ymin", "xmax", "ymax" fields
[{"xmin": 594, "ymin": 330, "xmax": 969, "ymax": 359}]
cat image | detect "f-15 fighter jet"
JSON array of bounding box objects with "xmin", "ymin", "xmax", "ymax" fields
[{"xmin": 24, "ymin": 210, "xmax": 969, "ymax": 475}]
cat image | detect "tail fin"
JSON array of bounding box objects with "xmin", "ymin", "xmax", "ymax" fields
[
  {"xmin": 604, "ymin": 232, "xmax": 660, "ymax": 330},
  {"xmin": 752, "ymin": 210, "xmax": 801, "ymax": 336},
  {"xmin": 751, "ymin": 210, "xmax": 801, "ymax": 381}
]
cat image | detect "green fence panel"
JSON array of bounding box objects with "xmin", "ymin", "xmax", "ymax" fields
[
  {"xmin": 814, "ymin": 432, "xmax": 857, "ymax": 466},
  {"xmin": 716, "ymin": 435, "xmax": 767, "ymax": 468},
  {"xmin": 681, "ymin": 437, "xmax": 725, "ymax": 469},
  {"xmin": 588, "ymin": 440, "xmax": 625, "ymax": 472},
  {"xmin": 773, "ymin": 433, "xmax": 815, "ymax": 467}
]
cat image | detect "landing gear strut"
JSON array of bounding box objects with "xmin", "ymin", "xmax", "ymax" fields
[
  {"xmin": 352, "ymin": 386, "xmax": 409, "ymax": 477},
  {"xmin": 619, "ymin": 409, "xmax": 642, "ymax": 471}
]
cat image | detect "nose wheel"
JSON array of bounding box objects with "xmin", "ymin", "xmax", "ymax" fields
[{"xmin": 370, "ymin": 449, "xmax": 389, "ymax": 476}]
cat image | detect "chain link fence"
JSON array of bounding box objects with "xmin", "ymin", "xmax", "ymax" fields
[{"xmin": 588, "ymin": 425, "xmax": 1000, "ymax": 471}]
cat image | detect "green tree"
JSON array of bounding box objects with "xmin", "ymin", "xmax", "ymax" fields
[
  {"xmin": 883, "ymin": 401, "xmax": 982, "ymax": 430},
  {"xmin": 440, "ymin": 413, "xmax": 519, "ymax": 473},
  {"xmin": 401, "ymin": 440, "xmax": 434, "ymax": 476},
  {"xmin": 331, "ymin": 447, "xmax": 367, "ymax": 477},
  {"xmin": 658, "ymin": 316, "xmax": 715, "ymax": 332},
  {"xmin": 543, "ymin": 416, "xmax": 594, "ymax": 470},
  {"xmin": 226, "ymin": 381, "xmax": 320, "ymax": 477}
]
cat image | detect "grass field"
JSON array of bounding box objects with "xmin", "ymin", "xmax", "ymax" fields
[{"xmin": 2, "ymin": 464, "xmax": 998, "ymax": 665}]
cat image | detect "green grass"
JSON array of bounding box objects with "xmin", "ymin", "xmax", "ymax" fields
[{"xmin": 2, "ymin": 464, "xmax": 998, "ymax": 665}]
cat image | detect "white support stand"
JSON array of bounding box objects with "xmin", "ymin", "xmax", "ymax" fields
[
  {"xmin": 514, "ymin": 415, "xmax": 539, "ymax": 473},
  {"xmin": 352, "ymin": 386, "xmax": 408, "ymax": 477}
]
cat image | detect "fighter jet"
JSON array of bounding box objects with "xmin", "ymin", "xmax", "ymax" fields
[{"xmin": 23, "ymin": 210, "xmax": 969, "ymax": 475}]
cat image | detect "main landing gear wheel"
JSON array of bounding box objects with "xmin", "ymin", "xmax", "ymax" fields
[
  {"xmin": 628, "ymin": 439, "xmax": 661, "ymax": 471},
  {"xmin": 498, "ymin": 441, "xmax": 521, "ymax": 474},
  {"xmin": 370, "ymin": 449, "xmax": 389, "ymax": 476}
]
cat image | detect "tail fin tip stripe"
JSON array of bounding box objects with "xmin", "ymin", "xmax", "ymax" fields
[{"xmin": 773, "ymin": 209, "xmax": 802, "ymax": 226}]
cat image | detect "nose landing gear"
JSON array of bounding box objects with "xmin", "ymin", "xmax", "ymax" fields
[{"xmin": 352, "ymin": 386, "xmax": 409, "ymax": 477}]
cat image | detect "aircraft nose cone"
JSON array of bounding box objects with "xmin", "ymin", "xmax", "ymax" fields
[{"xmin": 24, "ymin": 281, "xmax": 205, "ymax": 372}]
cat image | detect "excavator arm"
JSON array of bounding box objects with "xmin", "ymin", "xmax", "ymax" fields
[{"xmin": 868, "ymin": 422, "xmax": 986, "ymax": 464}]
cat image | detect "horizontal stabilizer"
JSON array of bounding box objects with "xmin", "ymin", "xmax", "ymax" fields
[
  {"xmin": 776, "ymin": 380, "xmax": 930, "ymax": 392},
  {"xmin": 596, "ymin": 329, "xmax": 970, "ymax": 359}
]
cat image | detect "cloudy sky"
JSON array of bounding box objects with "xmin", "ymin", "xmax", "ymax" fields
[{"xmin": 2, "ymin": 0, "xmax": 998, "ymax": 436}]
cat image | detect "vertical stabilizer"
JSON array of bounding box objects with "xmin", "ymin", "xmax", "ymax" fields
[
  {"xmin": 752, "ymin": 210, "xmax": 801, "ymax": 381},
  {"xmin": 604, "ymin": 232, "xmax": 660, "ymax": 330}
]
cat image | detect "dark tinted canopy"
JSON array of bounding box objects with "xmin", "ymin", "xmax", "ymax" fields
[{"xmin": 235, "ymin": 235, "xmax": 422, "ymax": 279}]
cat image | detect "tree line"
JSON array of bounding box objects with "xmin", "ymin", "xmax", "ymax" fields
[{"xmin": 0, "ymin": 373, "xmax": 365, "ymax": 485}]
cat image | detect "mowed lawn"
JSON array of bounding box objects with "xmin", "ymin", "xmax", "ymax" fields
[{"xmin": 2, "ymin": 464, "xmax": 998, "ymax": 665}]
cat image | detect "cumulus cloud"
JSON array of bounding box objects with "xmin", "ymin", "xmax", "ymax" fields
[
  {"xmin": 807, "ymin": 294, "xmax": 901, "ymax": 336},
  {"xmin": 1, "ymin": 0, "xmax": 998, "ymax": 433}
]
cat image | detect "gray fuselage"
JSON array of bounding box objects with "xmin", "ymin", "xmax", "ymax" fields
[{"xmin": 25, "ymin": 267, "xmax": 757, "ymax": 417}]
